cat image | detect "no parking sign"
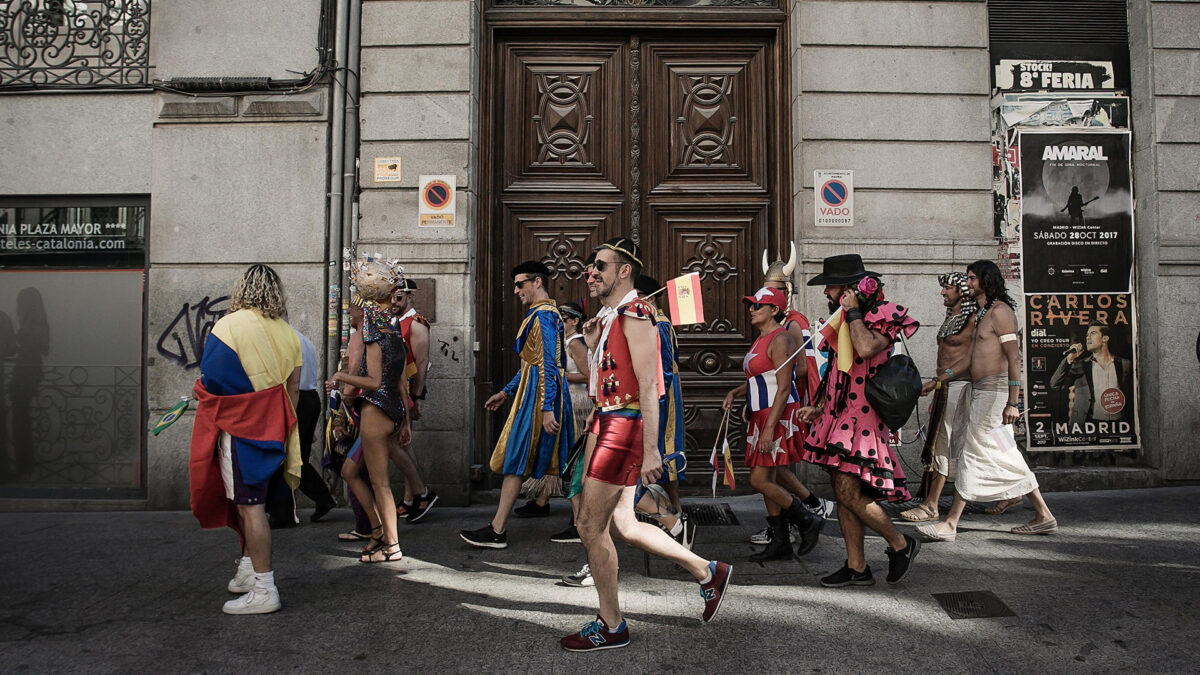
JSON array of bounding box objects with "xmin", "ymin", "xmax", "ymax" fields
[
  {"xmin": 418, "ymin": 175, "xmax": 456, "ymax": 228},
  {"xmin": 814, "ymin": 169, "xmax": 853, "ymax": 227}
]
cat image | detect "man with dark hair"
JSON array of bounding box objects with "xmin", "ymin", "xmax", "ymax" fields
[
  {"xmin": 798, "ymin": 254, "xmax": 921, "ymax": 588},
  {"xmin": 632, "ymin": 274, "xmax": 694, "ymax": 549},
  {"xmin": 918, "ymin": 260, "xmax": 1058, "ymax": 540},
  {"xmin": 1050, "ymin": 322, "xmax": 1133, "ymax": 424},
  {"xmin": 901, "ymin": 272, "xmax": 977, "ymax": 523},
  {"xmin": 390, "ymin": 279, "xmax": 438, "ymax": 522},
  {"xmin": 462, "ymin": 261, "xmax": 574, "ymax": 548},
  {"xmin": 561, "ymin": 238, "xmax": 731, "ymax": 652}
]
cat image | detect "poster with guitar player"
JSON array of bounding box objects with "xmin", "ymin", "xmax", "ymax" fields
[{"xmin": 1018, "ymin": 130, "xmax": 1133, "ymax": 294}]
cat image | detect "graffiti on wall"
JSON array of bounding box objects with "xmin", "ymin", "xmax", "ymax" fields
[{"xmin": 155, "ymin": 295, "xmax": 228, "ymax": 369}]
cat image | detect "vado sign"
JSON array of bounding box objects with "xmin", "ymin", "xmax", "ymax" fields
[{"xmin": 814, "ymin": 169, "xmax": 853, "ymax": 227}]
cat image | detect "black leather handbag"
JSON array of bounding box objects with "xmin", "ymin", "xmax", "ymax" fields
[{"xmin": 865, "ymin": 330, "xmax": 922, "ymax": 431}]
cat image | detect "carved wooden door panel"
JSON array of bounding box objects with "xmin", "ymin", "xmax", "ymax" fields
[{"xmin": 483, "ymin": 32, "xmax": 785, "ymax": 491}]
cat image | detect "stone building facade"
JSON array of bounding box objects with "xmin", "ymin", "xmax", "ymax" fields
[{"xmin": 0, "ymin": 1, "xmax": 1196, "ymax": 509}]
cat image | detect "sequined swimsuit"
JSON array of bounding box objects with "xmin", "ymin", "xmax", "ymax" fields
[{"xmin": 356, "ymin": 321, "xmax": 408, "ymax": 427}]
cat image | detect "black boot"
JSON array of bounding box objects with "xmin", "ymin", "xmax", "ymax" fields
[
  {"xmin": 750, "ymin": 515, "xmax": 792, "ymax": 562},
  {"xmin": 784, "ymin": 499, "xmax": 824, "ymax": 556}
]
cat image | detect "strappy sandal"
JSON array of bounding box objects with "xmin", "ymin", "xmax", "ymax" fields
[
  {"xmin": 915, "ymin": 522, "xmax": 957, "ymax": 542},
  {"xmin": 360, "ymin": 541, "xmax": 403, "ymax": 563},
  {"xmin": 985, "ymin": 497, "xmax": 1023, "ymax": 515},
  {"xmin": 360, "ymin": 526, "xmax": 385, "ymax": 555},
  {"xmin": 900, "ymin": 503, "xmax": 939, "ymax": 522}
]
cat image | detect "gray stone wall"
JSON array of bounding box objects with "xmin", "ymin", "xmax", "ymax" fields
[
  {"xmin": 1129, "ymin": 0, "xmax": 1200, "ymax": 481},
  {"xmin": 357, "ymin": 0, "xmax": 479, "ymax": 505},
  {"xmin": 0, "ymin": 1, "xmax": 332, "ymax": 508},
  {"xmin": 790, "ymin": 0, "xmax": 995, "ymax": 484}
]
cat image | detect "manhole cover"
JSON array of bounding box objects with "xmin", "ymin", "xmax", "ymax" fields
[
  {"xmin": 932, "ymin": 590, "xmax": 1016, "ymax": 619},
  {"xmin": 682, "ymin": 502, "xmax": 739, "ymax": 526}
]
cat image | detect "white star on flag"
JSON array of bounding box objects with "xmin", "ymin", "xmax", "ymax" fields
[{"xmin": 746, "ymin": 423, "xmax": 760, "ymax": 452}]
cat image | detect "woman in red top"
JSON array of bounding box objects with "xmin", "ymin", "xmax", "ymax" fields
[{"xmin": 723, "ymin": 287, "xmax": 824, "ymax": 562}]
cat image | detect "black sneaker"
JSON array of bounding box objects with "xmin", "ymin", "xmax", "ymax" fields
[
  {"xmin": 550, "ymin": 523, "xmax": 581, "ymax": 543},
  {"xmin": 821, "ymin": 563, "xmax": 875, "ymax": 588},
  {"xmin": 514, "ymin": 500, "xmax": 550, "ymax": 518},
  {"xmin": 885, "ymin": 533, "xmax": 921, "ymax": 584},
  {"xmin": 407, "ymin": 489, "xmax": 439, "ymax": 523},
  {"xmin": 310, "ymin": 499, "xmax": 336, "ymax": 523},
  {"xmin": 460, "ymin": 524, "xmax": 508, "ymax": 549}
]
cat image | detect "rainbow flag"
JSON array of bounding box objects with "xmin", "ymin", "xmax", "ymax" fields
[
  {"xmin": 666, "ymin": 272, "xmax": 705, "ymax": 326},
  {"xmin": 152, "ymin": 398, "xmax": 190, "ymax": 436}
]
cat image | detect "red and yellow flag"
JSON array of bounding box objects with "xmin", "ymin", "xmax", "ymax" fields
[{"xmin": 666, "ymin": 272, "xmax": 705, "ymax": 326}]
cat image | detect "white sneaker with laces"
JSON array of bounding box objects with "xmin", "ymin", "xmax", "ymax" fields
[
  {"xmin": 808, "ymin": 497, "xmax": 836, "ymax": 520},
  {"xmin": 749, "ymin": 525, "xmax": 772, "ymax": 545},
  {"xmin": 562, "ymin": 564, "xmax": 594, "ymax": 587},
  {"xmin": 222, "ymin": 586, "xmax": 281, "ymax": 615},
  {"xmin": 227, "ymin": 559, "xmax": 254, "ymax": 594}
]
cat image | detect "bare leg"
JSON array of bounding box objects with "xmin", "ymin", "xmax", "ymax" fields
[
  {"xmin": 836, "ymin": 502, "xmax": 867, "ymax": 572},
  {"xmin": 491, "ymin": 474, "xmax": 523, "ymax": 534},
  {"xmin": 341, "ymin": 452, "xmax": 381, "ymax": 535},
  {"xmin": 535, "ymin": 480, "xmax": 553, "ymax": 507},
  {"xmin": 774, "ymin": 466, "xmax": 812, "ymax": 500},
  {"xmin": 610, "ymin": 486, "xmax": 709, "ymax": 579},
  {"xmin": 576, "ymin": 478, "xmax": 625, "ymax": 628},
  {"xmin": 360, "ymin": 405, "xmax": 399, "ymax": 555},
  {"xmin": 941, "ymin": 492, "xmax": 969, "ymax": 530},
  {"xmin": 236, "ymin": 504, "xmax": 271, "ymax": 573},
  {"xmin": 1024, "ymin": 488, "xmax": 1055, "ymax": 523},
  {"xmin": 634, "ymin": 491, "xmax": 678, "ymax": 532},
  {"xmin": 388, "ymin": 436, "xmax": 425, "ymax": 503},
  {"xmin": 750, "ymin": 466, "xmax": 792, "ymax": 514},
  {"xmin": 923, "ymin": 472, "xmax": 947, "ymax": 510},
  {"xmin": 831, "ymin": 472, "xmax": 906, "ymax": 551}
]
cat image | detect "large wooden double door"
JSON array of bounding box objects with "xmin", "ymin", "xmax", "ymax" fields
[{"xmin": 478, "ymin": 23, "xmax": 791, "ymax": 490}]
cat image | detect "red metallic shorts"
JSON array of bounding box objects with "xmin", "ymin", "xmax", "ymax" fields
[{"xmin": 586, "ymin": 410, "xmax": 643, "ymax": 487}]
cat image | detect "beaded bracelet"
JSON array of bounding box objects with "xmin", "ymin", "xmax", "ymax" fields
[{"xmin": 1008, "ymin": 379, "xmax": 1021, "ymax": 387}]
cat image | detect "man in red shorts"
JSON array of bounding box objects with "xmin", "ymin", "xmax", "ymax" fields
[{"xmin": 560, "ymin": 237, "xmax": 732, "ymax": 653}]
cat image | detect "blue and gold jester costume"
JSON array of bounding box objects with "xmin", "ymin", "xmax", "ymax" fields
[
  {"xmin": 655, "ymin": 308, "xmax": 685, "ymax": 482},
  {"xmin": 490, "ymin": 299, "xmax": 575, "ymax": 479}
]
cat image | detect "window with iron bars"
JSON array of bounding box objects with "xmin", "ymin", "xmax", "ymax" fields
[{"xmin": 0, "ymin": 0, "xmax": 150, "ymax": 88}]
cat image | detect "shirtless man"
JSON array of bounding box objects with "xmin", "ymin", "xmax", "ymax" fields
[
  {"xmin": 900, "ymin": 273, "xmax": 976, "ymax": 522},
  {"xmin": 917, "ymin": 260, "xmax": 1057, "ymax": 540}
]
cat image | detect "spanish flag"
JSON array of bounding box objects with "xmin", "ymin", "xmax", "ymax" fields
[
  {"xmin": 152, "ymin": 398, "xmax": 190, "ymax": 436},
  {"xmin": 666, "ymin": 272, "xmax": 705, "ymax": 326}
]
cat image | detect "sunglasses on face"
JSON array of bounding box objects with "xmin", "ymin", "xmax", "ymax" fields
[
  {"xmin": 749, "ymin": 303, "xmax": 770, "ymax": 311},
  {"xmin": 514, "ymin": 278, "xmax": 533, "ymax": 289}
]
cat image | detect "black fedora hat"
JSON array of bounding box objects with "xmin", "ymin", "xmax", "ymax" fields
[{"xmin": 806, "ymin": 254, "xmax": 878, "ymax": 286}]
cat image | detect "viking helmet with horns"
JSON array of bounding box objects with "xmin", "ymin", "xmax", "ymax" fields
[{"xmin": 761, "ymin": 242, "xmax": 798, "ymax": 307}]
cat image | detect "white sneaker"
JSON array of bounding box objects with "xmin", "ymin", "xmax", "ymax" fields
[
  {"xmin": 222, "ymin": 586, "xmax": 281, "ymax": 615},
  {"xmin": 562, "ymin": 564, "xmax": 594, "ymax": 587},
  {"xmin": 227, "ymin": 559, "xmax": 255, "ymax": 594},
  {"xmin": 808, "ymin": 497, "xmax": 836, "ymax": 520},
  {"xmin": 749, "ymin": 524, "xmax": 772, "ymax": 545}
]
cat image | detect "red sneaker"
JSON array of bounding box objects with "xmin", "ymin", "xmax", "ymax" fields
[
  {"xmin": 559, "ymin": 616, "xmax": 630, "ymax": 652},
  {"xmin": 699, "ymin": 561, "xmax": 733, "ymax": 623}
]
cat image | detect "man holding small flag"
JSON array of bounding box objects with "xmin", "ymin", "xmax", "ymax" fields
[{"xmin": 561, "ymin": 238, "xmax": 732, "ymax": 652}]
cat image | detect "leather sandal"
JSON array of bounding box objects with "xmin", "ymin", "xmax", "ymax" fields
[
  {"xmin": 360, "ymin": 541, "xmax": 403, "ymax": 563},
  {"xmin": 985, "ymin": 497, "xmax": 1023, "ymax": 515},
  {"xmin": 900, "ymin": 503, "xmax": 938, "ymax": 522},
  {"xmin": 915, "ymin": 522, "xmax": 957, "ymax": 542},
  {"xmin": 360, "ymin": 526, "xmax": 385, "ymax": 555}
]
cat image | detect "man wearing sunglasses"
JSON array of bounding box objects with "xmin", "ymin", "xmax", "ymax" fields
[
  {"xmin": 560, "ymin": 238, "xmax": 731, "ymax": 652},
  {"xmin": 461, "ymin": 261, "xmax": 575, "ymax": 549}
]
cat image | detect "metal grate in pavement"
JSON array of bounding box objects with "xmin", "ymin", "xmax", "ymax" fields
[
  {"xmin": 682, "ymin": 502, "xmax": 739, "ymax": 526},
  {"xmin": 932, "ymin": 590, "xmax": 1016, "ymax": 619}
]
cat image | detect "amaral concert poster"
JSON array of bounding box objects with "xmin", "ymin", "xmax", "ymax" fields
[
  {"xmin": 1018, "ymin": 130, "xmax": 1133, "ymax": 294},
  {"xmin": 1023, "ymin": 293, "xmax": 1139, "ymax": 450}
]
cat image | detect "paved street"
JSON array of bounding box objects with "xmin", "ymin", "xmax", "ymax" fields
[{"xmin": 3, "ymin": 486, "xmax": 1199, "ymax": 673}]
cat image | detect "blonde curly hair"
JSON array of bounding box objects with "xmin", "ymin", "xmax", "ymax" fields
[{"xmin": 230, "ymin": 264, "xmax": 288, "ymax": 319}]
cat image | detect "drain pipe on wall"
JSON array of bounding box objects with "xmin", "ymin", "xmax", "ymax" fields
[
  {"xmin": 341, "ymin": 0, "xmax": 362, "ymax": 294},
  {"xmin": 324, "ymin": 0, "xmax": 350, "ymax": 379}
]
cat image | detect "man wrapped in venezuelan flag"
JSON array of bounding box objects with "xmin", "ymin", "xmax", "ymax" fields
[
  {"xmin": 188, "ymin": 264, "xmax": 302, "ymax": 615},
  {"xmin": 460, "ymin": 260, "xmax": 575, "ymax": 549}
]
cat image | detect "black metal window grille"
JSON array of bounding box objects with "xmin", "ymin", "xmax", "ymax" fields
[
  {"xmin": 989, "ymin": 0, "xmax": 1129, "ymax": 46},
  {"xmin": 493, "ymin": 0, "xmax": 776, "ymax": 7},
  {"xmin": 0, "ymin": 0, "xmax": 150, "ymax": 88}
]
